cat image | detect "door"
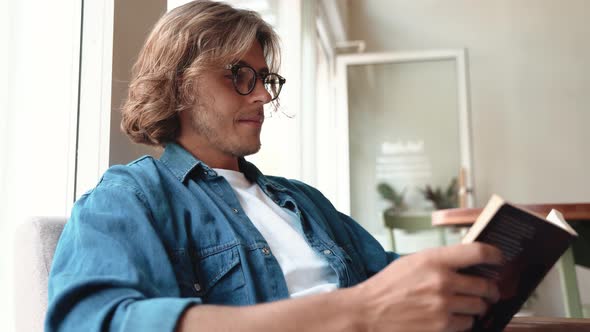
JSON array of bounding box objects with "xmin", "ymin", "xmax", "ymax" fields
[{"xmin": 327, "ymin": 50, "xmax": 475, "ymax": 247}]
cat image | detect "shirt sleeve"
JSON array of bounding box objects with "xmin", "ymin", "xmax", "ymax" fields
[
  {"xmin": 337, "ymin": 211, "xmax": 400, "ymax": 273},
  {"xmin": 46, "ymin": 178, "xmax": 201, "ymax": 332}
]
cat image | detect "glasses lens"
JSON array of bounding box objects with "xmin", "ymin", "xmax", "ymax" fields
[
  {"xmin": 264, "ymin": 74, "xmax": 283, "ymax": 100},
  {"xmin": 234, "ymin": 67, "xmax": 256, "ymax": 94}
]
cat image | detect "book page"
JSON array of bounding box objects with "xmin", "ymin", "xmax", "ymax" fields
[
  {"xmin": 546, "ymin": 209, "xmax": 578, "ymax": 236},
  {"xmin": 462, "ymin": 195, "xmax": 504, "ymax": 244}
]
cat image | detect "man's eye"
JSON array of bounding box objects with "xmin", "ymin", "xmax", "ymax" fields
[{"xmin": 235, "ymin": 73, "xmax": 249, "ymax": 83}]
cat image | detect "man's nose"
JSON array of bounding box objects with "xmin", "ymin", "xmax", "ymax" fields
[{"xmin": 250, "ymin": 77, "xmax": 272, "ymax": 104}]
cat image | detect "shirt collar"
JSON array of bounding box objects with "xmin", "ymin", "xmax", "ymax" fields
[
  {"xmin": 159, "ymin": 142, "xmax": 210, "ymax": 182},
  {"xmin": 159, "ymin": 143, "xmax": 287, "ymax": 194},
  {"xmin": 239, "ymin": 158, "xmax": 288, "ymax": 193}
]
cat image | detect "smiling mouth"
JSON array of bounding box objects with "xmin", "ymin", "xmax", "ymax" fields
[
  {"xmin": 237, "ymin": 112, "xmax": 264, "ymax": 126},
  {"xmin": 236, "ymin": 118, "xmax": 264, "ymax": 130}
]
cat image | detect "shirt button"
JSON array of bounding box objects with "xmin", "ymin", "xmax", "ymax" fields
[
  {"xmin": 232, "ymin": 208, "xmax": 239, "ymax": 214},
  {"xmin": 323, "ymin": 249, "xmax": 332, "ymax": 255},
  {"xmin": 261, "ymin": 247, "xmax": 271, "ymax": 255},
  {"xmin": 193, "ymin": 283, "xmax": 202, "ymax": 292}
]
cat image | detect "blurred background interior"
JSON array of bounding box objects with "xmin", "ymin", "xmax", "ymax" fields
[{"xmin": 2, "ymin": 0, "xmax": 590, "ymax": 330}]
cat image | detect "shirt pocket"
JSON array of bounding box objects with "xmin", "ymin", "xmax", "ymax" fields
[
  {"xmin": 195, "ymin": 245, "xmax": 248, "ymax": 305},
  {"xmin": 170, "ymin": 248, "xmax": 201, "ymax": 298}
]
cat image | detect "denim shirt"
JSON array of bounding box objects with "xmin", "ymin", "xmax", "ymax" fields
[{"xmin": 46, "ymin": 143, "xmax": 398, "ymax": 332}]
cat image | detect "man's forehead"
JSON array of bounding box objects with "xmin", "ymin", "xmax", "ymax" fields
[{"xmin": 234, "ymin": 42, "xmax": 269, "ymax": 72}]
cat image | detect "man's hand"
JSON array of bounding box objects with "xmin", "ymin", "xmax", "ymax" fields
[{"xmin": 352, "ymin": 243, "xmax": 502, "ymax": 332}]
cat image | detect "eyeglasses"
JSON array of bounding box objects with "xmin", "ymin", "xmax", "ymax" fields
[{"xmin": 225, "ymin": 64, "xmax": 286, "ymax": 101}]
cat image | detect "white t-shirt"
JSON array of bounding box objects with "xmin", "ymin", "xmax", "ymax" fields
[{"xmin": 214, "ymin": 168, "xmax": 338, "ymax": 298}]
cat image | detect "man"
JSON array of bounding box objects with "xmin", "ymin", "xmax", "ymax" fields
[{"xmin": 47, "ymin": 1, "xmax": 502, "ymax": 331}]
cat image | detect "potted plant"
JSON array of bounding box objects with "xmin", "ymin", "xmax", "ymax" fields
[{"xmin": 419, "ymin": 177, "xmax": 459, "ymax": 210}]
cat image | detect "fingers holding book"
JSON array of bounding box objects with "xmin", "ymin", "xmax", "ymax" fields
[
  {"xmin": 350, "ymin": 243, "xmax": 501, "ymax": 332},
  {"xmin": 431, "ymin": 242, "xmax": 504, "ymax": 269}
]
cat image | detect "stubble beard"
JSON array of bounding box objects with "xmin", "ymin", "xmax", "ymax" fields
[{"xmin": 190, "ymin": 107, "xmax": 262, "ymax": 158}]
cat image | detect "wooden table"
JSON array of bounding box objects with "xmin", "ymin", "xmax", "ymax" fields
[
  {"xmin": 506, "ymin": 316, "xmax": 590, "ymax": 331},
  {"xmin": 431, "ymin": 202, "xmax": 590, "ymax": 319},
  {"xmin": 432, "ymin": 203, "xmax": 590, "ymax": 227}
]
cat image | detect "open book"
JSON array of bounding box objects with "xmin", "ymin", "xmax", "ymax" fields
[{"xmin": 460, "ymin": 195, "xmax": 578, "ymax": 332}]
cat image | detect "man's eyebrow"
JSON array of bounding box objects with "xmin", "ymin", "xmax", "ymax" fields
[{"xmin": 235, "ymin": 60, "xmax": 269, "ymax": 73}]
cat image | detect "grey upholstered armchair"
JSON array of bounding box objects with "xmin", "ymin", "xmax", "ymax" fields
[{"xmin": 14, "ymin": 217, "xmax": 66, "ymax": 332}]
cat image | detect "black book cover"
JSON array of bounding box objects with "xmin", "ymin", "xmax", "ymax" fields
[{"xmin": 460, "ymin": 202, "xmax": 576, "ymax": 332}]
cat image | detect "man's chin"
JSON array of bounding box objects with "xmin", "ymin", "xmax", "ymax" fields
[{"xmin": 231, "ymin": 143, "xmax": 261, "ymax": 158}]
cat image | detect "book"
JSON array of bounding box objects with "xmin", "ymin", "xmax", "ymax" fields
[{"xmin": 460, "ymin": 195, "xmax": 578, "ymax": 332}]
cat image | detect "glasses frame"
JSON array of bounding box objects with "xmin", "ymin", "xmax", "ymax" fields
[{"xmin": 225, "ymin": 64, "xmax": 286, "ymax": 101}]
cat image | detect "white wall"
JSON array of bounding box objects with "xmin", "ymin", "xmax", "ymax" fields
[
  {"xmin": 1, "ymin": 1, "xmax": 82, "ymax": 331},
  {"xmin": 348, "ymin": 0, "xmax": 590, "ymax": 206},
  {"xmin": 347, "ymin": 0, "xmax": 590, "ymax": 317}
]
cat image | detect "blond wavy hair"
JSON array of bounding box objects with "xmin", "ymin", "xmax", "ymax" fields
[{"xmin": 121, "ymin": 0, "xmax": 281, "ymax": 146}]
